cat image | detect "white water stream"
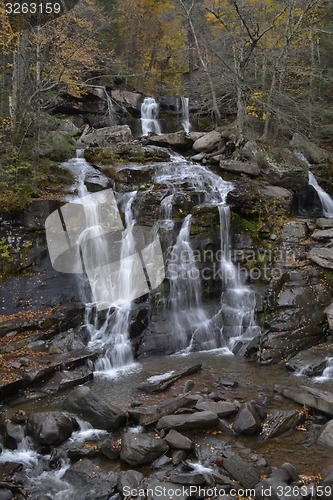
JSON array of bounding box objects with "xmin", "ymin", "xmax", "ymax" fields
[{"xmin": 141, "ymin": 97, "xmax": 161, "ymax": 135}]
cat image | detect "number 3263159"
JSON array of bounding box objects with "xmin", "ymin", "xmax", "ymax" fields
[{"xmin": 5, "ymin": 3, "xmax": 61, "ymax": 15}]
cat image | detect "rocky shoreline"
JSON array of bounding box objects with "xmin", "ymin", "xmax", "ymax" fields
[{"xmin": 1, "ymin": 358, "xmax": 333, "ymax": 499}]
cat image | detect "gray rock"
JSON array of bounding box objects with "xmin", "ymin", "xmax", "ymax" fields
[
  {"xmin": 100, "ymin": 437, "xmax": 121, "ymax": 460},
  {"xmin": 172, "ymin": 449, "xmax": 188, "ymax": 465},
  {"xmin": 217, "ymin": 419, "xmax": 237, "ymax": 436},
  {"xmin": 111, "ymin": 90, "xmax": 142, "ymax": 112},
  {"xmin": 281, "ymin": 462, "xmax": 298, "ymax": 482},
  {"xmin": 195, "ymin": 401, "xmax": 237, "ymax": 418},
  {"xmin": 156, "ymin": 411, "xmax": 219, "ymax": 431},
  {"xmin": 282, "ymin": 221, "xmax": 308, "ymax": 243},
  {"xmin": 120, "ymin": 433, "xmax": 168, "ymax": 466},
  {"xmin": 146, "ymin": 481, "xmax": 189, "ymax": 500},
  {"xmin": 170, "ymin": 473, "xmax": 205, "ymax": 485},
  {"xmin": 326, "ymin": 304, "xmax": 333, "ymax": 331},
  {"xmin": 0, "ymin": 491, "xmax": 13, "ymax": 500},
  {"xmin": 318, "ymin": 419, "xmax": 333, "ymax": 450},
  {"xmin": 219, "ymin": 159, "xmax": 260, "ymax": 176},
  {"xmin": 64, "ymin": 386, "xmax": 124, "ymax": 430},
  {"xmin": 193, "ymin": 130, "xmax": 222, "ymax": 153},
  {"xmin": 191, "ymin": 153, "xmax": 206, "ymax": 162},
  {"xmin": 317, "ymin": 218, "xmax": 333, "ymax": 229},
  {"xmin": 232, "ymin": 402, "xmax": 262, "ymax": 435},
  {"xmin": 260, "ymin": 409, "xmax": 303, "ymax": 442},
  {"xmin": 153, "ymin": 455, "xmax": 172, "ymax": 468},
  {"xmin": 274, "ymin": 385, "xmax": 333, "ymax": 417},
  {"xmin": 290, "ymin": 132, "xmax": 330, "ymax": 164},
  {"xmin": 81, "ymin": 125, "xmax": 132, "ymax": 147},
  {"xmin": 286, "ymin": 343, "xmax": 333, "ymax": 376},
  {"xmin": 165, "ymin": 429, "xmax": 194, "ymax": 450},
  {"xmin": 220, "ymin": 379, "xmax": 238, "ymax": 388},
  {"xmin": 255, "ymin": 477, "xmax": 289, "ymax": 500},
  {"xmin": 222, "ymin": 452, "xmax": 260, "ymax": 488},
  {"xmin": 62, "ymin": 459, "xmax": 118, "ymax": 500},
  {"xmin": 117, "ymin": 470, "xmax": 144, "ymax": 493},
  {"xmin": 309, "ymin": 247, "xmax": 333, "ymax": 269},
  {"xmin": 147, "ymin": 131, "xmax": 193, "ymax": 150},
  {"xmin": 27, "ymin": 411, "xmax": 73, "ymax": 445},
  {"xmin": 1, "ymin": 421, "xmax": 25, "ymax": 450},
  {"xmin": 312, "ymin": 229, "xmax": 333, "ymax": 240}
]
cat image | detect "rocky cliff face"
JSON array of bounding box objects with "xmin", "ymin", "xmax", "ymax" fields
[{"xmin": 1, "ymin": 126, "xmax": 333, "ymax": 394}]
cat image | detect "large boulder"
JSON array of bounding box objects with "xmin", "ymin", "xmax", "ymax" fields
[
  {"xmin": 318, "ymin": 419, "xmax": 333, "ymax": 450},
  {"xmin": 62, "ymin": 459, "xmax": 118, "ymax": 500},
  {"xmin": 64, "ymin": 386, "xmax": 124, "ymax": 430},
  {"xmin": 195, "ymin": 401, "xmax": 237, "ymax": 418},
  {"xmin": 156, "ymin": 411, "xmax": 219, "ymax": 431},
  {"xmin": 192, "ymin": 130, "xmax": 222, "ymax": 153},
  {"xmin": 27, "ymin": 411, "xmax": 73, "ymax": 445},
  {"xmin": 290, "ymin": 132, "xmax": 330, "ymax": 164},
  {"xmin": 219, "ymin": 160, "xmax": 260, "ymax": 177},
  {"xmin": 80, "ymin": 125, "xmax": 132, "ymax": 148},
  {"xmin": 120, "ymin": 433, "xmax": 168, "ymax": 466},
  {"xmin": 146, "ymin": 131, "xmax": 193, "ymax": 150},
  {"xmin": 164, "ymin": 430, "xmax": 194, "ymax": 451},
  {"xmin": 260, "ymin": 149, "xmax": 309, "ymax": 188},
  {"xmin": 111, "ymin": 90, "xmax": 142, "ymax": 113},
  {"xmin": 274, "ymin": 385, "xmax": 333, "ymax": 417}
]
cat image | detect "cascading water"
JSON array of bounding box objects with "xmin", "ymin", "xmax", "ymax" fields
[
  {"xmin": 295, "ymin": 151, "xmax": 333, "ymax": 217},
  {"xmin": 308, "ymin": 172, "xmax": 333, "ymax": 217},
  {"xmin": 155, "ymin": 153, "xmax": 259, "ymax": 352},
  {"xmin": 181, "ymin": 96, "xmax": 191, "ymax": 134},
  {"xmin": 315, "ymin": 357, "xmax": 333, "ymax": 382},
  {"xmin": 105, "ymin": 92, "xmax": 117, "ymax": 126},
  {"xmin": 63, "ymin": 152, "xmax": 138, "ymax": 376},
  {"xmin": 141, "ymin": 97, "xmax": 161, "ymax": 136}
]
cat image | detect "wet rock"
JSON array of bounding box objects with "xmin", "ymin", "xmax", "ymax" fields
[
  {"xmin": 40, "ymin": 366, "xmax": 93, "ymax": 393},
  {"xmin": 196, "ymin": 401, "xmax": 238, "ymax": 418},
  {"xmin": 138, "ymin": 364, "xmax": 202, "ymax": 393},
  {"xmin": 194, "ymin": 435, "xmax": 228, "ymax": 466},
  {"xmin": 286, "ymin": 344, "xmax": 333, "ymax": 376},
  {"xmin": 27, "ymin": 411, "xmax": 73, "ymax": 445},
  {"xmin": 136, "ymin": 394, "xmax": 197, "ymax": 426},
  {"xmin": 318, "ymin": 419, "xmax": 333, "ymax": 450},
  {"xmin": 232, "ymin": 402, "xmax": 262, "ymax": 435},
  {"xmin": 169, "ymin": 473, "xmax": 205, "ymax": 485},
  {"xmin": 100, "ymin": 437, "xmax": 121, "ymax": 460},
  {"xmin": 222, "ymin": 452, "xmax": 260, "ymax": 488},
  {"xmin": 64, "ymin": 386, "xmax": 124, "ymax": 430},
  {"xmin": 117, "ymin": 470, "xmax": 144, "ymax": 493},
  {"xmin": 322, "ymin": 465, "xmax": 333, "ymax": 498},
  {"xmin": 1, "ymin": 421, "xmax": 25, "ymax": 449},
  {"xmin": 146, "ymin": 481, "xmax": 189, "ymax": 500},
  {"xmin": 259, "ymin": 410, "xmax": 303, "ymax": 442},
  {"xmin": 183, "ymin": 380, "xmax": 194, "ymax": 393},
  {"xmin": 281, "ymin": 462, "xmax": 298, "ymax": 482},
  {"xmin": 219, "ymin": 159, "xmax": 260, "ymax": 177},
  {"xmin": 80, "ymin": 125, "xmax": 132, "ymax": 147},
  {"xmin": 62, "ymin": 459, "xmax": 118, "ymax": 500},
  {"xmin": 260, "ymin": 150, "xmax": 309, "ymax": 188},
  {"xmin": 120, "ymin": 433, "xmax": 168, "ymax": 466},
  {"xmin": 156, "ymin": 411, "xmax": 219, "ymax": 431},
  {"xmin": 172, "ymin": 449, "xmax": 187, "ymax": 465},
  {"xmin": 193, "ymin": 131, "xmax": 222, "ymax": 153},
  {"xmin": 274, "ymin": 385, "xmax": 333, "ymax": 417},
  {"xmin": 290, "ymin": 132, "xmax": 330, "ymax": 164},
  {"xmin": 153, "ymin": 454, "xmax": 172, "ymax": 468},
  {"xmin": 308, "ymin": 247, "xmax": 333, "ymax": 269},
  {"xmin": 255, "ymin": 478, "xmax": 289, "ymax": 500},
  {"xmin": 220, "ymin": 379, "xmax": 238, "ymax": 388},
  {"xmin": 165, "ymin": 429, "xmax": 194, "ymax": 451},
  {"xmin": 217, "ymin": 419, "xmax": 237, "ymax": 436}
]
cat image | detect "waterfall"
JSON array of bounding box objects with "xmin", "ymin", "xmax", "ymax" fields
[
  {"xmin": 181, "ymin": 96, "xmax": 191, "ymax": 134},
  {"xmin": 166, "ymin": 214, "xmax": 210, "ymax": 351},
  {"xmin": 141, "ymin": 97, "xmax": 161, "ymax": 136},
  {"xmin": 155, "ymin": 153, "xmax": 259, "ymax": 352},
  {"xmin": 106, "ymin": 93, "xmax": 117, "ymax": 126},
  {"xmin": 61, "ymin": 153, "xmax": 139, "ymax": 376},
  {"xmin": 315, "ymin": 357, "xmax": 333, "ymax": 382},
  {"xmin": 308, "ymin": 172, "xmax": 333, "ymax": 218}
]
